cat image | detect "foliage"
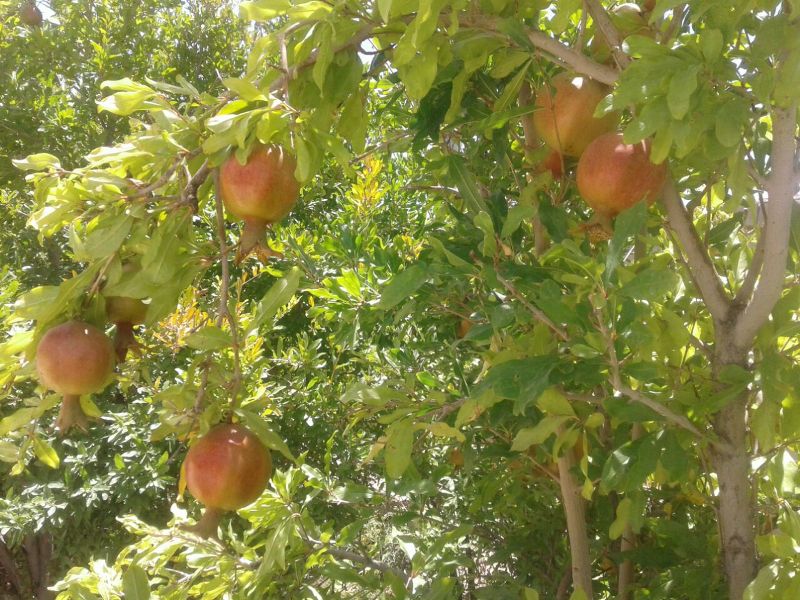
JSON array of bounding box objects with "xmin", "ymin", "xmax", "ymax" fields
[{"xmin": 0, "ymin": 1, "xmax": 799, "ymax": 599}]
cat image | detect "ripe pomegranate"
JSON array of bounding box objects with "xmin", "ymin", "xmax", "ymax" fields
[
  {"xmin": 183, "ymin": 423, "xmax": 272, "ymax": 538},
  {"xmin": 218, "ymin": 144, "xmax": 300, "ymax": 261},
  {"xmin": 19, "ymin": 2, "xmax": 42, "ymax": 27},
  {"xmin": 590, "ymin": 4, "xmax": 652, "ymax": 63},
  {"xmin": 448, "ymin": 447, "xmax": 465, "ymax": 469},
  {"xmin": 456, "ymin": 319, "xmax": 474, "ymax": 339},
  {"xmin": 643, "ymin": 0, "xmax": 657, "ymax": 12},
  {"xmin": 533, "ymin": 74, "xmax": 617, "ymax": 157},
  {"xmin": 105, "ymin": 296, "xmax": 147, "ymax": 362},
  {"xmin": 576, "ymin": 132, "xmax": 667, "ymax": 217},
  {"xmin": 36, "ymin": 321, "xmax": 115, "ymax": 434},
  {"xmin": 538, "ymin": 149, "xmax": 566, "ymax": 179}
]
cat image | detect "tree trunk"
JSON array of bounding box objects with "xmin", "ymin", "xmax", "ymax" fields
[
  {"xmin": 0, "ymin": 540, "xmax": 23, "ymax": 598},
  {"xmin": 558, "ymin": 445, "xmax": 593, "ymax": 598},
  {"xmin": 712, "ymin": 339, "xmax": 757, "ymax": 599}
]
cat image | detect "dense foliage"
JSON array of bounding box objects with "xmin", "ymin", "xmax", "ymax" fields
[{"xmin": 1, "ymin": 1, "xmax": 799, "ymax": 600}]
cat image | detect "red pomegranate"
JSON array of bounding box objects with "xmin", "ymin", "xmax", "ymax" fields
[
  {"xmin": 19, "ymin": 2, "xmax": 43, "ymax": 27},
  {"xmin": 36, "ymin": 321, "xmax": 115, "ymax": 433},
  {"xmin": 533, "ymin": 74, "xmax": 617, "ymax": 157},
  {"xmin": 218, "ymin": 144, "xmax": 300, "ymax": 261},
  {"xmin": 576, "ymin": 132, "xmax": 667, "ymax": 217},
  {"xmin": 105, "ymin": 296, "xmax": 148, "ymax": 362},
  {"xmin": 183, "ymin": 423, "xmax": 272, "ymax": 538}
]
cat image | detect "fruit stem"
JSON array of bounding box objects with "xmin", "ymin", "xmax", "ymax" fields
[
  {"xmin": 236, "ymin": 217, "xmax": 269, "ymax": 263},
  {"xmin": 113, "ymin": 321, "xmax": 137, "ymax": 362},
  {"xmin": 55, "ymin": 395, "xmax": 89, "ymax": 435},
  {"xmin": 184, "ymin": 507, "xmax": 225, "ymax": 540}
]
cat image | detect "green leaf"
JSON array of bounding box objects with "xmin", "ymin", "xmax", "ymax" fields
[
  {"xmin": 397, "ymin": 43, "xmax": 439, "ymax": 101},
  {"xmin": 448, "ymin": 156, "xmax": 489, "ymax": 216},
  {"xmin": 377, "ymin": 264, "xmax": 427, "ymax": 309},
  {"xmin": 32, "ymin": 437, "xmax": 60, "ymax": 469},
  {"xmin": 222, "ymin": 77, "xmax": 267, "ymax": 102},
  {"xmin": 701, "ymin": 29, "xmax": 724, "ymax": 61},
  {"xmin": 0, "ymin": 441, "xmax": 18, "ymax": 463},
  {"xmin": 474, "ymin": 211, "xmax": 497, "ymax": 257},
  {"xmin": 240, "ymin": 0, "xmax": 292, "ymax": 20},
  {"xmin": 666, "ymin": 66, "xmax": 698, "ymax": 120},
  {"xmin": 619, "ymin": 268, "xmax": 680, "ymax": 301},
  {"xmin": 605, "ymin": 202, "xmax": 647, "ymax": 282},
  {"xmin": 81, "ymin": 214, "xmax": 133, "ymax": 260},
  {"xmin": 236, "ymin": 409, "xmax": 296, "ymax": 461},
  {"xmin": 12, "ymin": 153, "xmax": 61, "ymax": 171},
  {"xmin": 384, "ymin": 418, "xmax": 414, "ymax": 478},
  {"xmin": 511, "ymin": 416, "xmax": 570, "ymax": 451},
  {"xmin": 185, "ymin": 326, "xmax": 232, "ymax": 351},
  {"xmin": 493, "ymin": 61, "xmax": 531, "ymax": 113},
  {"xmin": 122, "ymin": 565, "xmax": 150, "ymax": 600},
  {"xmin": 312, "ymin": 24, "xmax": 334, "ymax": 93},
  {"xmin": 377, "ymin": 0, "xmax": 393, "ymax": 22},
  {"xmin": 715, "ymin": 99, "xmax": 749, "ymax": 147},
  {"xmin": 98, "ymin": 90, "xmax": 157, "ymax": 116},
  {"xmin": 501, "ymin": 201, "xmax": 535, "ymax": 239},
  {"xmin": 249, "ymin": 267, "xmax": 302, "ymax": 333},
  {"xmin": 537, "ymin": 388, "xmax": 575, "ymax": 417}
]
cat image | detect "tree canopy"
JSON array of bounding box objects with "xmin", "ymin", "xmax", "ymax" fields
[{"xmin": 1, "ymin": 1, "xmax": 799, "ymax": 599}]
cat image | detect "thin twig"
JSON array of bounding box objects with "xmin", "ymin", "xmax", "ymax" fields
[
  {"xmin": 212, "ymin": 173, "xmax": 243, "ymax": 413},
  {"xmin": 495, "ymin": 273, "xmax": 569, "ymax": 341},
  {"xmin": 592, "ymin": 302, "xmax": 723, "ymax": 448}
]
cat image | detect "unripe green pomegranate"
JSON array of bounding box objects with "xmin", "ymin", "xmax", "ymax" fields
[
  {"xmin": 36, "ymin": 321, "xmax": 114, "ymax": 433},
  {"xmin": 183, "ymin": 423, "xmax": 272, "ymax": 538},
  {"xmin": 218, "ymin": 144, "xmax": 300, "ymax": 261}
]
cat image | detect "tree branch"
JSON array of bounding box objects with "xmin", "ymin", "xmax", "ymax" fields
[
  {"xmin": 495, "ymin": 272, "xmax": 569, "ymax": 341},
  {"xmin": 525, "ymin": 29, "xmax": 619, "ymax": 85},
  {"xmin": 584, "ymin": 0, "xmax": 630, "ymax": 69},
  {"xmin": 660, "ymin": 178, "xmax": 731, "ymax": 322},
  {"xmin": 212, "ymin": 173, "xmax": 243, "ymax": 413},
  {"xmin": 733, "ymin": 226, "xmax": 765, "ymax": 306},
  {"xmin": 734, "ymin": 103, "xmax": 799, "ymax": 347}
]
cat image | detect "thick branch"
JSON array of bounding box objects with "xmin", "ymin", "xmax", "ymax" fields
[
  {"xmin": 557, "ymin": 437, "xmax": 593, "ymax": 598},
  {"xmin": 733, "ymin": 227, "xmax": 765, "ymax": 306},
  {"xmin": 584, "ymin": 0, "xmax": 630, "ymax": 69},
  {"xmin": 526, "ymin": 29, "xmax": 619, "ymax": 85},
  {"xmin": 734, "ymin": 104, "xmax": 799, "ymax": 348},
  {"xmin": 660, "ymin": 178, "xmax": 731, "ymax": 322}
]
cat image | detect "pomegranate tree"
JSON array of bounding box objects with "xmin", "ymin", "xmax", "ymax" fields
[
  {"xmin": 576, "ymin": 132, "xmax": 667, "ymax": 217},
  {"xmin": 533, "ymin": 74, "xmax": 617, "ymax": 157},
  {"xmin": 36, "ymin": 321, "xmax": 115, "ymax": 433},
  {"xmin": 105, "ymin": 296, "xmax": 148, "ymax": 362},
  {"xmin": 183, "ymin": 423, "xmax": 272, "ymax": 538},
  {"xmin": 218, "ymin": 144, "xmax": 300, "ymax": 261}
]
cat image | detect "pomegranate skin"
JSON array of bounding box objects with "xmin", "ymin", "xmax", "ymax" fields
[
  {"xmin": 219, "ymin": 145, "xmax": 300, "ymax": 224},
  {"xmin": 106, "ymin": 296, "xmax": 148, "ymax": 325},
  {"xmin": 20, "ymin": 2, "xmax": 43, "ymax": 27},
  {"xmin": 576, "ymin": 132, "xmax": 667, "ymax": 217},
  {"xmin": 184, "ymin": 424, "xmax": 272, "ymax": 511},
  {"xmin": 36, "ymin": 321, "xmax": 115, "ymax": 396},
  {"xmin": 533, "ymin": 74, "xmax": 617, "ymax": 157}
]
